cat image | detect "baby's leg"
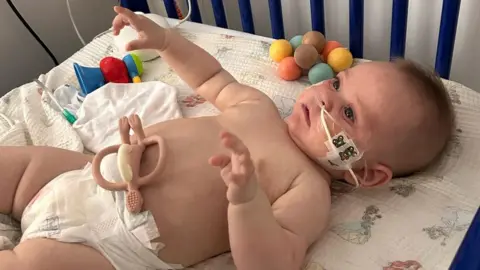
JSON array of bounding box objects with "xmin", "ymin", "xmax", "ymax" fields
[
  {"xmin": 0, "ymin": 146, "xmax": 92, "ymax": 220},
  {"xmin": 0, "ymin": 238, "xmax": 114, "ymax": 270}
]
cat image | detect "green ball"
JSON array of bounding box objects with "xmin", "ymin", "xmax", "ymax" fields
[
  {"xmin": 308, "ymin": 63, "xmax": 334, "ymax": 84},
  {"xmin": 289, "ymin": 35, "xmax": 303, "ymax": 51}
]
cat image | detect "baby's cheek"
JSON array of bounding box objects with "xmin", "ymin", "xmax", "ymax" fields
[{"xmin": 306, "ymin": 130, "xmax": 329, "ymax": 157}]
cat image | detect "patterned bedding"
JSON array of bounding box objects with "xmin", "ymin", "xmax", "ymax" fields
[{"xmin": 1, "ymin": 24, "xmax": 479, "ymax": 270}]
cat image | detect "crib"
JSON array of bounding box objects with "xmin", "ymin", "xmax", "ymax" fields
[
  {"xmin": 119, "ymin": 0, "xmax": 478, "ymax": 269},
  {"xmin": 0, "ymin": 0, "xmax": 478, "ymax": 269}
]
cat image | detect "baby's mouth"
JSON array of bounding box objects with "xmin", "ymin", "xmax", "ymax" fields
[{"xmin": 302, "ymin": 104, "xmax": 311, "ymax": 127}]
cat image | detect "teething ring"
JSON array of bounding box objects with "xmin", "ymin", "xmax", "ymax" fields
[{"xmin": 91, "ymin": 114, "xmax": 167, "ymax": 214}]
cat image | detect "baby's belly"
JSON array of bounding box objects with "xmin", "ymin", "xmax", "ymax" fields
[
  {"xmin": 142, "ymin": 173, "xmax": 231, "ymax": 267},
  {"xmin": 138, "ymin": 140, "xmax": 233, "ymax": 267}
]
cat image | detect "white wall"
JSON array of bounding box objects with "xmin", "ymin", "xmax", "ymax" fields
[
  {"xmin": 0, "ymin": 0, "xmax": 117, "ymax": 94},
  {"xmin": 12, "ymin": 0, "xmax": 118, "ymax": 62},
  {"xmin": 150, "ymin": 0, "xmax": 480, "ymax": 92},
  {"xmin": 0, "ymin": 0, "xmax": 54, "ymax": 94}
]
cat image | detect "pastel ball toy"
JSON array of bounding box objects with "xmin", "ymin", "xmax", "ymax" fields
[
  {"xmin": 294, "ymin": 44, "xmax": 318, "ymax": 69},
  {"xmin": 270, "ymin": 39, "xmax": 293, "ymax": 62},
  {"xmin": 322, "ymin": 40, "xmax": 343, "ymax": 61},
  {"xmin": 327, "ymin": 47, "xmax": 353, "ymax": 72},
  {"xmin": 308, "ymin": 63, "xmax": 334, "ymax": 84},
  {"xmin": 278, "ymin": 57, "xmax": 302, "ymax": 81},
  {"xmin": 289, "ymin": 35, "xmax": 304, "ymax": 51},
  {"xmin": 302, "ymin": 31, "xmax": 326, "ymax": 54}
]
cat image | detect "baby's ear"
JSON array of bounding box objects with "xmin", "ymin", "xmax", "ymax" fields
[{"xmin": 344, "ymin": 163, "xmax": 393, "ymax": 188}]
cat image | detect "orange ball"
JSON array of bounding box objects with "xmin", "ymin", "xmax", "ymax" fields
[
  {"xmin": 278, "ymin": 57, "xmax": 302, "ymax": 81},
  {"xmin": 322, "ymin": 40, "xmax": 343, "ymax": 61}
]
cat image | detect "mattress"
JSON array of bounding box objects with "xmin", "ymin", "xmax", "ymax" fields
[{"xmin": 1, "ymin": 20, "xmax": 479, "ymax": 270}]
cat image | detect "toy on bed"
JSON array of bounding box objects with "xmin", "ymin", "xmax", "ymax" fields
[
  {"xmin": 269, "ymin": 31, "xmax": 353, "ymax": 84},
  {"xmin": 91, "ymin": 114, "xmax": 166, "ymax": 213},
  {"xmin": 73, "ymin": 53, "xmax": 144, "ymax": 98}
]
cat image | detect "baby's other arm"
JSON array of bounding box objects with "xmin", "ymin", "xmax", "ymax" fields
[{"xmin": 113, "ymin": 7, "xmax": 267, "ymax": 111}]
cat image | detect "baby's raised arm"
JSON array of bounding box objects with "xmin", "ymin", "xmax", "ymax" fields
[{"xmin": 113, "ymin": 6, "xmax": 266, "ymax": 111}]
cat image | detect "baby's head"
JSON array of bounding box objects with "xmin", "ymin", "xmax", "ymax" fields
[{"xmin": 286, "ymin": 59, "xmax": 454, "ymax": 188}]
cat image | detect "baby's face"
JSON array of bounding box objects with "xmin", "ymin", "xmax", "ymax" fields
[{"xmin": 286, "ymin": 62, "xmax": 420, "ymax": 185}]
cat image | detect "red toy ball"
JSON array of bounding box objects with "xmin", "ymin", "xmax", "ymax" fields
[
  {"xmin": 99, "ymin": 57, "xmax": 130, "ymax": 83},
  {"xmin": 277, "ymin": 57, "xmax": 302, "ymax": 81}
]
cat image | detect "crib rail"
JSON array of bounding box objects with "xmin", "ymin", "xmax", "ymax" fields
[
  {"xmin": 123, "ymin": 0, "xmax": 461, "ymax": 79},
  {"xmin": 120, "ymin": 0, "xmax": 462, "ymax": 79}
]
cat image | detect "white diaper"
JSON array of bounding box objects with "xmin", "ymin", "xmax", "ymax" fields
[{"xmin": 20, "ymin": 160, "xmax": 183, "ymax": 270}]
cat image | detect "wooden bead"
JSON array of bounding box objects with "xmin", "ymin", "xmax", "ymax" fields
[
  {"xmin": 294, "ymin": 44, "xmax": 318, "ymax": 69},
  {"xmin": 302, "ymin": 31, "xmax": 326, "ymax": 54}
]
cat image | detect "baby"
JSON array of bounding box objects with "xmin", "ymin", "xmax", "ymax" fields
[{"xmin": 0, "ymin": 6, "xmax": 453, "ymax": 270}]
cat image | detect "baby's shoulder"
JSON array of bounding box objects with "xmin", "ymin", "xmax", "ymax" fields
[{"xmin": 272, "ymin": 159, "xmax": 331, "ymax": 202}]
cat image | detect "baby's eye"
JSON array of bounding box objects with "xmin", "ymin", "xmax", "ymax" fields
[
  {"xmin": 332, "ymin": 77, "xmax": 340, "ymax": 91},
  {"xmin": 344, "ymin": 106, "xmax": 355, "ymax": 122}
]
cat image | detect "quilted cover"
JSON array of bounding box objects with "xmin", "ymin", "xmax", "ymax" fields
[{"xmin": 1, "ymin": 25, "xmax": 479, "ymax": 270}]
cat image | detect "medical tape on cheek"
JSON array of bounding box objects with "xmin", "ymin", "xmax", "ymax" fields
[
  {"xmin": 316, "ymin": 104, "xmax": 361, "ymax": 161},
  {"xmin": 316, "ymin": 106, "xmax": 363, "ymax": 186}
]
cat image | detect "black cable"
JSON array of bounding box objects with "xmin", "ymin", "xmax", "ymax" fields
[{"xmin": 6, "ymin": 0, "xmax": 59, "ymax": 66}]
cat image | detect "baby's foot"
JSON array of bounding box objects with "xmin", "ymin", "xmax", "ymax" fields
[
  {"xmin": 119, "ymin": 116, "xmax": 131, "ymax": 144},
  {"xmin": 128, "ymin": 114, "xmax": 146, "ymax": 141}
]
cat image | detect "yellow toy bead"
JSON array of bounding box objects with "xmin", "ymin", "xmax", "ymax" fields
[
  {"xmin": 269, "ymin": 39, "xmax": 293, "ymax": 62},
  {"xmin": 132, "ymin": 76, "xmax": 141, "ymax": 83},
  {"xmin": 327, "ymin": 47, "xmax": 353, "ymax": 72}
]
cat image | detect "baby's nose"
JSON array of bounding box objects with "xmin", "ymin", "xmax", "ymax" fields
[
  {"xmin": 316, "ymin": 95, "xmax": 332, "ymax": 112},
  {"xmin": 311, "ymin": 82, "xmax": 333, "ymax": 110}
]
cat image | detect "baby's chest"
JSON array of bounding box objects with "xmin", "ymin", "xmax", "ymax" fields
[{"xmin": 252, "ymin": 153, "xmax": 302, "ymax": 203}]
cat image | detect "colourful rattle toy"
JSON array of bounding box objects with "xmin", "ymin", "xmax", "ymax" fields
[
  {"xmin": 73, "ymin": 53, "xmax": 143, "ymax": 97},
  {"xmin": 269, "ymin": 31, "xmax": 353, "ymax": 85},
  {"xmin": 92, "ymin": 114, "xmax": 166, "ymax": 214}
]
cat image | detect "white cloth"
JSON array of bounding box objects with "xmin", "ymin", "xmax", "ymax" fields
[
  {"xmin": 0, "ymin": 78, "xmax": 84, "ymax": 151},
  {"xmin": 53, "ymin": 84, "xmax": 83, "ymax": 117},
  {"xmin": 21, "ymin": 163, "xmax": 183, "ymax": 270},
  {"xmin": 73, "ymin": 81, "xmax": 183, "ymax": 153}
]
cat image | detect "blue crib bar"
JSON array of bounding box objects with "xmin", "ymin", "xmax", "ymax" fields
[
  {"xmin": 435, "ymin": 0, "xmax": 461, "ymax": 79},
  {"xmin": 268, "ymin": 0, "xmax": 285, "ymax": 39},
  {"xmin": 211, "ymin": 0, "xmax": 228, "ymax": 28},
  {"xmin": 164, "ymin": 0, "xmax": 179, "ymax": 19},
  {"xmin": 349, "ymin": 0, "xmax": 364, "ymax": 58},
  {"xmin": 310, "ymin": 0, "xmax": 325, "ymax": 35},
  {"xmin": 390, "ymin": 0, "xmax": 409, "ymax": 59},
  {"xmin": 238, "ymin": 0, "xmax": 255, "ymax": 34},
  {"xmin": 119, "ymin": 0, "xmax": 150, "ymax": 13},
  {"xmin": 450, "ymin": 207, "xmax": 480, "ymax": 270},
  {"xmin": 189, "ymin": 0, "xmax": 202, "ymax": 23}
]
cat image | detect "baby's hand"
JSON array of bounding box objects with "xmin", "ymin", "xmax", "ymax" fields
[
  {"xmin": 209, "ymin": 132, "xmax": 258, "ymax": 205},
  {"xmin": 112, "ymin": 6, "xmax": 167, "ymax": 51}
]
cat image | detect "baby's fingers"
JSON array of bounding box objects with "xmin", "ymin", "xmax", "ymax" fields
[
  {"xmin": 112, "ymin": 14, "xmax": 129, "ymax": 35},
  {"xmin": 112, "ymin": 6, "xmax": 140, "ymax": 34},
  {"xmin": 114, "ymin": 6, "xmax": 138, "ymax": 20},
  {"xmin": 221, "ymin": 132, "xmax": 250, "ymax": 157},
  {"xmin": 208, "ymin": 154, "xmax": 231, "ymax": 168}
]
